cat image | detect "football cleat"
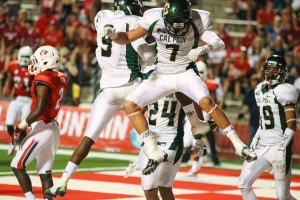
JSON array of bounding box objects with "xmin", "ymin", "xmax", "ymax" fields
[
  {"xmin": 142, "ymin": 153, "xmax": 168, "ymax": 175},
  {"xmin": 45, "ymin": 185, "xmax": 67, "ymax": 198}
]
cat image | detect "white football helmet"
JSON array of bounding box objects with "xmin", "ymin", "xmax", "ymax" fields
[
  {"xmin": 28, "ymin": 45, "xmax": 61, "ymax": 75},
  {"xmin": 18, "ymin": 46, "xmax": 33, "ymax": 67},
  {"xmin": 196, "ymin": 61, "xmax": 207, "ymax": 80}
]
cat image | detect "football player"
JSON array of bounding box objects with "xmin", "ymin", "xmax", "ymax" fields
[
  {"xmin": 10, "ymin": 45, "xmax": 68, "ymax": 200},
  {"xmin": 4, "ymin": 46, "xmax": 34, "ymax": 155},
  {"xmin": 102, "ymin": 0, "xmax": 257, "ymax": 173},
  {"xmin": 237, "ymin": 55, "xmax": 298, "ymax": 200},
  {"xmin": 126, "ymin": 90, "xmax": 206, "ymax": 199},
  {"xmin": 44, "ymin": 0, "xmax": 160, "ymax": 198}
]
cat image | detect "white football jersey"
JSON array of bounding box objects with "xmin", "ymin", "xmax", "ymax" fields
[
  {"xmin": 139, "ymin": 8, "xmax": 213, "ymax": 74},
  {"xmin": 148, "ymin": 94, "xmax": 185, "ymax": 143},
  {"xmin": 94, "ymin": 10, "xmax": 147, "ymax": 88},
  {"xmin": 255, "ymin": 81, "xmax": 299, "ymax": 145}
]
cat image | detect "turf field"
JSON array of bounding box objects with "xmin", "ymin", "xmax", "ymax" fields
[{"xmin": 1, "ymin": 144, "xmax": 300, "ymax": 200}]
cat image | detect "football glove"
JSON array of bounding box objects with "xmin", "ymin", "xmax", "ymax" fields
[
  {"xmin": 191, "ymin": 139, "xmax": 205, "ymax": 157},
  {"xmin": 101, "ymin": 27, "xmax": 118, "ymax": 39},
  {"xmin": 187, "ymin": 47, "xmax": 207, "ymax": 62}
]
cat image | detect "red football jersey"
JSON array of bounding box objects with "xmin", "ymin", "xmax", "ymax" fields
[
  {"xmin": 30, "ymin": 71, "xmax": 68, "ymax": 123},
  {"xmin": 8, "ymin": 60, "xmax": 34, "ymax": 97}
]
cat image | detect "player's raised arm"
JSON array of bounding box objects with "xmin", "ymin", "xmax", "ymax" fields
[{"xmin": 102, "ymin": 26, "xmax": 148, "ymax": 45}]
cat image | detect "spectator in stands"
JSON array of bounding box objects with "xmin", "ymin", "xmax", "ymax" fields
[
  {"xmin": 57, "ymin": 0, "xmax": 78, "ymax": 25},
  {"xmin": 230, "ymin": 0, "xmax": 255, "ymax": 20},
  {"xmin": 41, "ymin": 20, "xmax": 63, "ymax": 48},
  {"xmin": 256, "ymin": 0, "xmax": 277, "ymax": 27},
  {"xmin": 39, "ymin": 0, "xmax": 57, "ymax": 15},
  {"xmin": 266, "ymin": 15, "xmax": 283, "ymax": 45},
  {"xmin": 241, "ymin": 24, "xmax": 257, "ymax": 48},
  {"xmin": 281, "ymin": 5, "xmax": 299, "ymax": 30},
  {"xmin": 20, "ymin": 19, "xmax": 41, "ymax": 50},
  {"xmin": 247, "ymin": 36, "xmax": 266, "ymax": 72},
  {"xmin": 59, "ymin": 47, "xmax": 80, "ymax": 106},
  {"xmin": 35, "ymin": 7, "xmax": 59, "ymax": 36},
  {"xmin": 216, "ymin": 23, "xmax": 232, "ymax": 49},
  {"xmin": 221, "ymin": 38, "xmax": 242, "ymax": 80},
  {"xmin": 237, "ymin": 74, "xmax": 260, "ymax": 146},
  {"xmin": 270, "ymin": 36, "xmax": 286, "ymax": 57},
  {"xmin": 1, "ymin": 16, "xmax": 20, "ymax": 55},
  {"xmin": 223, "ymin": 46, "xmax": 250, "ymax": 100},
  {"xmin": 281, "ymin": 20, "xmax": 300, "ymax": 51}
]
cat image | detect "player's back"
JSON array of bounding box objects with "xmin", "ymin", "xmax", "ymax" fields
[
  {"xmin": 30, "ymin": 71, "xmax": 68, "ymax": 123},
  {"xmin": 94, "ymin": 10, "xmax": 141, "ymax": 88}
]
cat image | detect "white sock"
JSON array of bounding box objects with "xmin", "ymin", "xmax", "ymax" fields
[
  {"xmin": 60, "ymin": 161, "xmax": 78, "ymax": 185},
  {"xmin": 25, "ymin": 191, "xmax": 35, "ymax": 200},
  {"xmin": 240, "ymin": 188, "xmax": 256, "ymax": 200},
  {"xmin": 182, "ymin": 104, "xmax": 202, "ymax": 126},
  {"xmin": 223, "ymin": 125, "xmax": 246, "ymax": 154}
]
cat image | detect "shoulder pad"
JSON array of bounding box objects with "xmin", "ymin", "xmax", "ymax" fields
[
  {"xmin": 192, "ymin": 9, "xmax": 213, "ymax": 30},
  {"xmin": 140, "ymin": 8, "xmax": 163, "ymax": 32},
  {"xmin": 274, "ymin": 83, "xmax": 299, "ymax": 106},
  {"xmin": 34, "ymin": 72, "xmax": 52, "ymax": 88}
]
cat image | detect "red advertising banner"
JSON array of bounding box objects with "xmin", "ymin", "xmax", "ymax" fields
[
  {"xmin": 0, "ymin": 100, "xmax": 140, "ymax": 153},
  {"xmin": 0, "ymin": 100, "xmax": 299, "ymax": 163}
]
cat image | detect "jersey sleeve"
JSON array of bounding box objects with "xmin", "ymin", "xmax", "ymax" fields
[
  {"xmin": 94, "ymin": 10, "xmax": 113, "ymax": 31},
  {"xmin": 139, "ymin": 8, "xmax": 162, "ymax": 32},
  {"xmin": 275, "ymin": 84, "xmax": 299, "ymax": 106},
  {"xmin": 195, "ymin": 10, "xmax": 213, "ymax": 31}
]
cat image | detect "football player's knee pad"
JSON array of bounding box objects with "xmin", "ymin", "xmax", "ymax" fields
[{"xmin": 6, "ymin": 125, "xmax": 14, "ymax": 137}]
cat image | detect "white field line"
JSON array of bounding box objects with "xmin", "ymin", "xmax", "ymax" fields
[{"xmin": 1, "ymin": 143, "xmax": 300, "ymax": 175}]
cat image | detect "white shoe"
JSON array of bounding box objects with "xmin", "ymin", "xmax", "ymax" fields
[
  {"xmin": 7, "ymin": 143, "xmax": 15, "ymax": 155},
  {"xmin": 186, "ymin": 170, "xmax": 197, "ymax": 177}
]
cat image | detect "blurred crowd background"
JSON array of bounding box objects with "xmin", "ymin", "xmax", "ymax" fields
[{"xmin": 0, "ymin": 0, "xmax": 300, "ymax": 115}]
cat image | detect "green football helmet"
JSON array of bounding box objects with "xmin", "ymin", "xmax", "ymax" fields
[
  {"xmin": 262, "ymin": 55, "xmax": 287, "ymax": 85},
  {"xmin": 113, "ymin": 0, "xmax": 144, "ymax": 17},
  {"xmin": 163, "ymin": 0, "xmax": 192, "ymax": 37}
]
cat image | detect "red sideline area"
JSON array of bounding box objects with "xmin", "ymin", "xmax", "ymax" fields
[{"xmin": 1, "ymin": 100, "xmax": 300, "ymax": 163}]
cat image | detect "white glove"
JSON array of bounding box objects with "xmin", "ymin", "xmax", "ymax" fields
[
  {"xmin": 191, "ymin": 139, "xmax": 205, "ymax": 157},
  {"xmin": 250, "ymin": 134, "xmax": 259, "ymax": 150},
  {"xmin": 274, "ymin": 149, "xmax": 286, "ymax": 174},
  {"xmin": 188, "ymin": 46, "xmax": 207, "ymax": 62},
  {"xmin": 101, "ymin": 27, "xmax": 118, "ymax": 39}
]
